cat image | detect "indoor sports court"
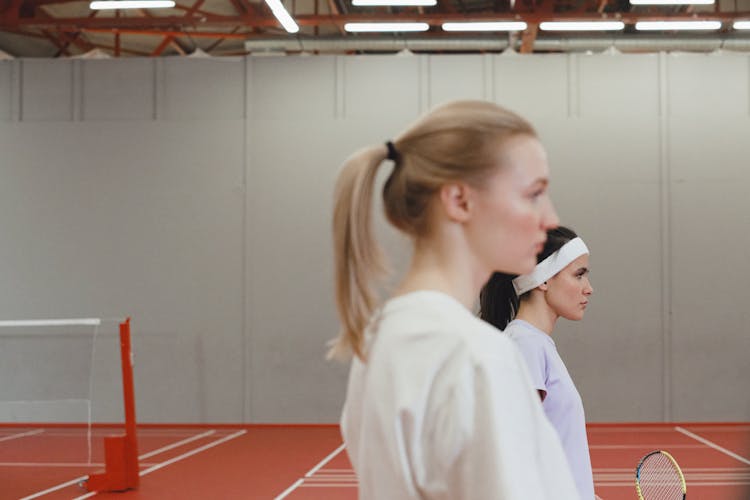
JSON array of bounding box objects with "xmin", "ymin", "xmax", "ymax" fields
[
  {"xmin": 1, "ymin": 0, "xmax": 749, "ymax": 499},
  {"xmin": 2, "ymin": 423, "xmax": 749, "ymax": 499}
]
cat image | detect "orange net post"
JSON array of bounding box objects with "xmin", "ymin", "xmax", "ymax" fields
[{"xmin": 86, "ymin": 318, "xmax": 139, "ymax": 492}]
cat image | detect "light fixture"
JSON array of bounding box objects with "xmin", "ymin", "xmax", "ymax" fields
[
  {"xmin": 630, "ymin": 0, "xmax": 713, "ymax": 4},
  {"xmin": 733, "ymin": 21, "xmax": 750, "ymax": 30},
  {"xmin": 264, "ymin": 0, "xmax": 300, "ymax": 33},
  {"xmin": 442, "ymin": 21, "xmax": 528, "ymax": 32},
  {"xmin": 539, "ymin": 21, "xmax": 625, "ymax": 31},
  {"xmin": 635, "ymin": 21, "xmax": 722, "ymax": 30},
  {"xmin": 90, "ymin": 0, "xmax": 175, "ymax": 9},
  {"xmin": 352, "ymin": 0, "xmax": 436, "ymax": 5},
  {"xmin": 344, "ymin": 22, "xmax": 430, "ymax": 32}
]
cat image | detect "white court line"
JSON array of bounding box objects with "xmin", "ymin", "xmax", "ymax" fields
[
  {"xmin": 138, "ymin": 429, "xmax": 216, "ymax": 459},
  {"xmin": 675, "ymin": 426, "xmax": 750, "ymax": 466},
  {"xmin": 305, "ymin": 444, "xmax": 346, "ymax": 477},
  {"xmin": 1, "ymin": 430, "xmax": 213, "ymax": 471},
  {"xmin": 0, "ymin": 462, "xmax": 105, "ymax": 467},
  {"xmin": 275, "ymin": 479, "xmax": 304, "ymax": 499},
  {"xmin": 18, "ymin": 429, "xmax": 223, "ymax": 499},
  {"xmin": 138, "ymin": 430, "xmax": 246, "ymax": 476},
  {"xmin": 0, "ymin": 429, "xmax": 44, "ymax": 442},
  {"xmin": 0, "ymin": 461, "xmax": 162, "ymax": 467},
  {"xmin": 274, "ymin": 443, "xmax": 347, "ymax": 500},
  {"xmin": 595, "ymin": 467, "xmax": 750, "ymax": 471},
  {"xmin": 590, "ymin": 443, "xmax": 707, "ymax": 449},
  {"xmin": 35, "ymin": 429, "xmax": 216, "ymax": 439},
  {"xmin": 19, "ymin": 477, "xmax": 88, "ymax": 500},
  {"xmin": 71, "ymin": 429, "xmax": 247, "ymax": 500}
]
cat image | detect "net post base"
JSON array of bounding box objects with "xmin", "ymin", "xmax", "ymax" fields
[{"xmin": 86, "ymin": 434, "xmax": 139, "ymax": 492}]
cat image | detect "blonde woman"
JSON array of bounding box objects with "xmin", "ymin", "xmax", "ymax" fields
[{"xmin": 332, "ymin": 100, "xmax": 579, "ymax": 499}]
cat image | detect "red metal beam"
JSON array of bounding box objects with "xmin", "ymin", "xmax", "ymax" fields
[
  {"xmin": 151, "ymin": 34, "xmax": 172, "ymax": 55},
  {"xmin": 1, "ymin": 0, "xmax": 23, "ymax": 20},
  {"xmin": 4, "ymin": 10, "xmax": 748, "ymax": 30},
  {"xmin": 114, "ymin": 9, "xmax": 120, "ymax": 56},
  {"xmin": 34, "ymin": 7, "xmax": 97, "ymax": 55},
  {"xmin": 83, "ymin": 27, "xmax": 247, "ymax": 38},
  {"xmin": 171, "ymin": 1, "xmax": 218, "ymax": 18},
  {"xmin": 40, "ymin": 27, "xmax": 70, "ymax": 54},
  {"xmin": 520, "ymin": 22, "xmax": 538, "ymax": 53},
  {"xmin": 170, "ymin": 37, "xmax": 186, "ymax": 54},
  {"xmin": 54, "ymin": 28, "xmax": 95, "ymax": 54},
  {"xmin": 204, "ymin": 25, "xmax": 239, "ymax": 52},
  {"xmin": 89, "ymin": 41, "xmax": 150, "ymax": 55},
  {"xmin": 7, "ymin": 26, "xmax": 149, "ymax": 55}
]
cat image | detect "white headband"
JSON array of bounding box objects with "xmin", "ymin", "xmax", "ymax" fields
[{"xmin": 512, "ymin": 237, "xmax": 589, "ymax": 296}]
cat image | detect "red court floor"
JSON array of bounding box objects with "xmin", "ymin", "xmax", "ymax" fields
[{"xmin": 1, "ymin": 423, "xmax": 748, "ymax": 499}]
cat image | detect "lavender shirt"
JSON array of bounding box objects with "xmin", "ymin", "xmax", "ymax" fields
[{"xmin": 505, "ymin": 319, "xmax": 595, "ymax": 500}]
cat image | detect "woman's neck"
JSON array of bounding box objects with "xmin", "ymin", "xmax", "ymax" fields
[
  {"xmin": 394, "ymin": 228, "xmax": 489, "ymax": 311},
  {"xmin": 515, "ymin": 294, "xmax": 559, "ymax": 335}
]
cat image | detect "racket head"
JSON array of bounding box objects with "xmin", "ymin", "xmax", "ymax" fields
[{"xmin": 635, "ymin": 450, "xmax": 687, "ymax": 500}]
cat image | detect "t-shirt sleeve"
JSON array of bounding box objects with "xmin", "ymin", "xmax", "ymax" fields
[
  {"xmin": 512, "ymin": 336, "xmax": 548, "ymax": 393},
  {"xmin": 423, "ymin": 335, "xmax": 578, "ymax": 500}
]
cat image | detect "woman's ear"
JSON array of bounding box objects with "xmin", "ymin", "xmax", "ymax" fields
[
  {"xmin": 538, "ymin": 281, "xmax": 548, "ymax": 292},
  {"xmin": 439, "ymin": 182, "xmax": 473, "ymax": 223}
]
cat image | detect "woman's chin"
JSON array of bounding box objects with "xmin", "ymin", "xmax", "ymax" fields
[
  {"xmin": 515, "ymin": 256, "xmax": 538, "ymax": 275},
  {"xmin": 493, "ymin": 254, "xmax": 536, "ymax": 276}
]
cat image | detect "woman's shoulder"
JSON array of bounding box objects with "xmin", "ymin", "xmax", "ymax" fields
[
  {"xmin": 375, "ymin": 290, "xmax": 518, "ymax": 363},
  {"xmin": 504, "ymin": 320, "xmax": 553, "ymax": 348}
]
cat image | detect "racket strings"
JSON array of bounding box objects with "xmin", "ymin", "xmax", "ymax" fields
[{"xmin": 638, "ymin": 453, "xmax": 684, "ymax": 499}]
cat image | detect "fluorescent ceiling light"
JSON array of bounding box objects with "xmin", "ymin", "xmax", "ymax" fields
[
  {"xmin": 635, "ymin": 21, "xmax": 721, "ymax": 30},
  {"xmin": 90, "ymin": 0, "xmax": 175, "ymax": 9},
  {"xmin": 733, "ymin": 21, "xmax": 750, "ymax": 30},
  {"xmin": 353, "ymin": 0, "xmax": 436, "ymax": 5},
  {"xmin": 540, "ymin": 21, "xmax": 625, "ymax": 31},
  {"xmin": 265, "ymin": 0, "xmax": 300, "ymax": 33},
  {"xmin": 442, "ymin": 21, "xmax": 527, "ymax": 32},
  {"xmin": 630, "ymin": 0, "xmax": 713, "ymax": 4},
  {"xmin": 344, "ymin": 22, "xmax": 430, "ymax": 32}
]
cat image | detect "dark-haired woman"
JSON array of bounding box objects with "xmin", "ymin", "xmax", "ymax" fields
[{"xmin": 481, "ymin": 226, "xmax": 595, "ymax": 500}]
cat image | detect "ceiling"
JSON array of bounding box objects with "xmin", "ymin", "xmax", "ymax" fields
[{"xmin": 0, "ymin": 0, "xmax": 748, "ymax": 57}]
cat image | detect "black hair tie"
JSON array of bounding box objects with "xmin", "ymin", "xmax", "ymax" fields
[{"xmin": 385, "ymin": 141, "xmax": 400, "ymax": 162}]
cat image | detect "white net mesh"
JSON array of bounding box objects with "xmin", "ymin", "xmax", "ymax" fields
[{"xmin": 0, "ymin": 319, "xmax": 121, "ymax": 465}]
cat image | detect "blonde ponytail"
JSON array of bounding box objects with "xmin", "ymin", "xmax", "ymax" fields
[
  {"xmin": 329, "ymin": 100, "xmax": 537, "ymax": 361},
  {"xmin": 330, "ymin": 145, "xmax": 390, "ymax": 360}
]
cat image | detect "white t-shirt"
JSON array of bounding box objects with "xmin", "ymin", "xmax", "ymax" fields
[
  {"xmin": 505, "ymin": 319, "xmax": 595, "ymax": 500},
  {"xmin": 341, "ymin": 291, "xmax": 579, "ymax": 500}
]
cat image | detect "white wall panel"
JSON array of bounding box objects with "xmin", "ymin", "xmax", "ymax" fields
[
  {"xmin": 0, "ymin": 61, "xmax": 12, "ymax": 121},
  {"xmin": 21, "ymin": 59, "xmax": 73, "ymax": 122},
  {"xmin": 0, "ymin": 54, "xmax": 748, "ymax": 423},
  {"xmin": 494, "ymin": 54, "xmax": 569, "ymax": 120},
  {"xmin": 539, "ymin": 118, "xmax": 661, "ymax": 183},
  {"xmin": 668, "ymin": 116, "xmax": 749, "ymax": 181},
  {"xmin": 250, "ymin": 56, "xmax": 337, "ymax": 120},
  {"xmin": 246, "ymin": 119, "xmax": 357, "ymax": 422},
  {"xmin": 428, "ymin": 54, "xmax": 487, "ymax": 105},
  {"xmin": 0, "ymin": 121, "xmax": 245, "ymax": 422},
  {"xmin": 671, "ymin": 182, "xmax": 750, "ymax": 421},
  {"xmin": 669, "ymin": 117, "xmax": 750, "ymax": 420},
  {"xmin": 578, "ymin": 54, "xmax": 660, "ymax": 118},
  {"xmin": 343, "ymin": 56, "xmax": 421, "ymax": 118},
  {"xmin": 82, "ymin": 59, "xmax": 154, "ymax": 121},
  {"xmin": 667, "ymin": 54, "xmax": 750, "ymax": 117},
  {"xmin": 162, "ymin": 58, "xmax": 245, "ymax": 120},
  {"xmin": 545, "ymin": 116, "xmax": 663, "ymax": 420}
]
